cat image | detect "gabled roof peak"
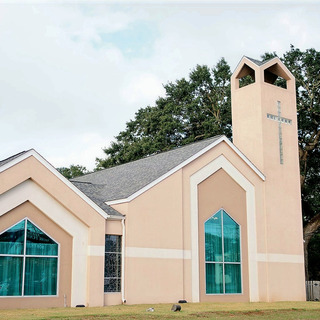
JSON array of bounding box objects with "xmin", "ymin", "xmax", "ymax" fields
[
  {"xmin": 0, "ymin": 149, "xmax": 123, "ymax": 219},
  {"xmin": 244, "ymin": 56, "xmax": 265, "ymax": 66},
  {"xmin": 244, "ymin": 56, "xmax": 276, "ymax": 67}
]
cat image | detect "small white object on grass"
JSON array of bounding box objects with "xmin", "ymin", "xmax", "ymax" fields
[{"xmin": 146, "ymin": 307, "xmax": 154, "ymax": 312}]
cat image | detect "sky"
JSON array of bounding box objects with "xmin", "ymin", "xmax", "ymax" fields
[{"xmin": 0, "ymin": 0, "xmax": 319, "ymax": 170}]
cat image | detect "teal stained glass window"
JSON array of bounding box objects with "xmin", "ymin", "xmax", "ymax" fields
[
  {"xmin": 0, "ymin": 219, "xmax": 58, "ymax": 297},
  {"xmin": 205, "ymin": 209, "xmax": 241, "ymax": 294}
]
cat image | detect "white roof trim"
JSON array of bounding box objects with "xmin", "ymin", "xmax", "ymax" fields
[
  {"xmin": 106, "ymin": 136, "xmax": 265, "ymax": 206},
  {"xmin": 223, "ymin": 137, "xmax": 265, "ymax": 180},
  {"xmin": 0, "ymin": 149, "xmax": 110, "ymax": 220}
]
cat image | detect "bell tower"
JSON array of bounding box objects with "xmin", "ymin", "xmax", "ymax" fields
[
  {"xmin": 231, "ymin": 57, "xmax": 305, "ymax": 301},
  {"xmin": 231, "ymin": 56, "xmax": 299, "ymax": 172}
]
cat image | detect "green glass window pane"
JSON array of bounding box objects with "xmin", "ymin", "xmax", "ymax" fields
[
  {"xmin": 0, "ymin": 257, "xmax": 23, "ymax": 296},
  {"xmin": 24, "ymin": 257, "xmax": 57, "ymax": 296},
  {"xmin": 205, "ymin": 263, "xmax": 223, "ymax": 294},
  {"xmin": 0, "ymin": 220, "xmax": 25, "ymax": 255},
  {"xmin": 225, "ymin": 264, "xmax": 242, "ymax": 294},
  {"xmin": 26, "ymin": 221, "xmax": 58, "ymax": 256},
  {"xmin": 223, "ymin": 212, "xmax": 240, "ymax": 262},
  {"xmin": 105, "ymin": 235, "xmax": 121, "ymax": 253},
  {"xmin": 205, "ymin": 210, "xmax": 222, "ymax": 262},
  {"xmin": 105, "ymin": 253, "xmax": 121, "ymax": 278},
  {"xmin": 104, "ymin": 278, "xmax": 121, "ymax": 293}
]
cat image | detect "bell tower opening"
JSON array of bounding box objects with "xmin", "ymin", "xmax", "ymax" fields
[
  {"xmin": 264, "ymin": 62, "xmax": 290, "ymax": 89},
  {"xmin": 235, "ymin": 63, "xmax": 255, "ymax": 88}
]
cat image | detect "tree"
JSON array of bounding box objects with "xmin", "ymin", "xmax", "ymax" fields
[
  {"xmin": 308, "ymin": 231, "xmax": 320, "ymax": 280},
  {"xmin": 96, "ymin": 59, "xmax": 232, "ymax": 169},
  {"xmin": 57, "ymin": 164, "xmax": 88, "ymax": 179}
]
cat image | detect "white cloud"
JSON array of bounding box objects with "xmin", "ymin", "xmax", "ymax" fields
[
  {"xmin": 122, "ymin": 73, "xmax": 165, "ymax": 106},
  {"xmin": 48, "ymin": 132, "xmax": 112, "ymax": 170}
]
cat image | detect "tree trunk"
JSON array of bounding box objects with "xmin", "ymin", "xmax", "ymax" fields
[{"xmin": 303, "ymin": 213, "xmax": 320, "ymax": 280}]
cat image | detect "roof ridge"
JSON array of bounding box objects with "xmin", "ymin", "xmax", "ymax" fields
[
  {"xmin": 74, "ymin": 135, "xmax": 223, "ymax": 179},
  {"xmin": 245, "ymin": 56, "xmax": 264, "ymax": 66},
  {"xmin": 0, "ymin": 150, "xmax": 27, "ymax": 162},
  {"xmin": 0, "ymin": 149, "xmax": 34, "ymax": 167},
  {"xmin": 113, "ymin": 135, "xmax": 221, "ymax": 168},
  {"xmin": 71, "ymin": 180, "xmax": 93, "ymax": 185},
  {"xmin": 71, "ymin": 135, "xmax": 226, "ymax": 203},
  {"xmin": 244, "ymin": 56, "xmax": 275, "ymax": 66}
]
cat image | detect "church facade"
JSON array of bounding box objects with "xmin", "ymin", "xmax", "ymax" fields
[{"xmin": 0, "ymin": 57, "xmax": 306, "ymax": 308}]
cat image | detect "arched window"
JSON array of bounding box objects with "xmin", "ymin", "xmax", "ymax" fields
[
  {"xmin": 205, "ymin": 209, "xmax": 241, "ymax": 294},
  {"xmin": 0, "ymin": 219, "xmax": 58, "ymax": 296}
]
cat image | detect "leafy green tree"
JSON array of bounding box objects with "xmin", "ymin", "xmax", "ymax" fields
[
  {"xmin": 308, "ymin": 231, "xmax": 320, "ymax": 280},
  {"xmin": 57, "ymin": 164, "xmax": 88, "ymax": 179},
  {"xmin": 96, "ymin": 58, "xmax": 232, "ymax": 169}
]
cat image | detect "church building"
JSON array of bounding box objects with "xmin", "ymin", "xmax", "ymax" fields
[{"xmin": 0, "ymin": 57, "xmax": 306, "ymax": 308}]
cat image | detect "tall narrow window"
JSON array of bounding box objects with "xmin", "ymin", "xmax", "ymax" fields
[
  {"xmin": 104, "ymin": 235, "xmax": 121, "ymax": 293},
  {"xmin": 205, "ymin": 209, "xmax": 241, "ymax": 294},
  {"xmin": 0, "ymin": 219, "xmax": 58, "ymax": 296}
]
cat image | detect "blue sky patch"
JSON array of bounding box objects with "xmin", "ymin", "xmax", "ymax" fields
[{"xmin": 95, "ymin": 21, "xmax": 158, "ymax": 59}]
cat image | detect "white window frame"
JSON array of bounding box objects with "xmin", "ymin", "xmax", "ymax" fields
[
  {"xmin": 204, "ymin": 209, "xmax": 242, "ymax": 295},
  {"xmin": 0, "ymin": 218, "xmax": 60, "ymax": 297},
  {"xmin": 104, "ymin": 235, "xmax": 121, "ymax": 293}
]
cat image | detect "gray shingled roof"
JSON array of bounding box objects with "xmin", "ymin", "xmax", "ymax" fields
[
  {"xmin": 245, "ymin": 56, "xmax": 265, "ymax": 66},
  {"xmin": 71, "ymin": 181, "xmax": 123, "ymax": 217},
  {"xmin": 0, "ymin": 151, "xmax": 28, "ymax": 168},
  {"xmin": 71, "ymin": 136, "xmax": 222, "ymax": 202},
  {"xmin": 245, "ymin": 56, "xmax": 273, "ymax": 66}
]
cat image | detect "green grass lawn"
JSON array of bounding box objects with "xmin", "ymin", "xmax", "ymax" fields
[{"xmin": 0, "ymin": 302, "xmax": 319, "ymax": 320}]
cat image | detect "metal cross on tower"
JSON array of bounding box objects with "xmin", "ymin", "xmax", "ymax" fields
[{"xmin": 267, "ymin": 101, "xmax": 292, "ymax": 164}]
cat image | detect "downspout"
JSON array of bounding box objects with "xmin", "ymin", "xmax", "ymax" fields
[{"xmin": 121, "ymin": 218, "xmax": 126, "ymax": 303}]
